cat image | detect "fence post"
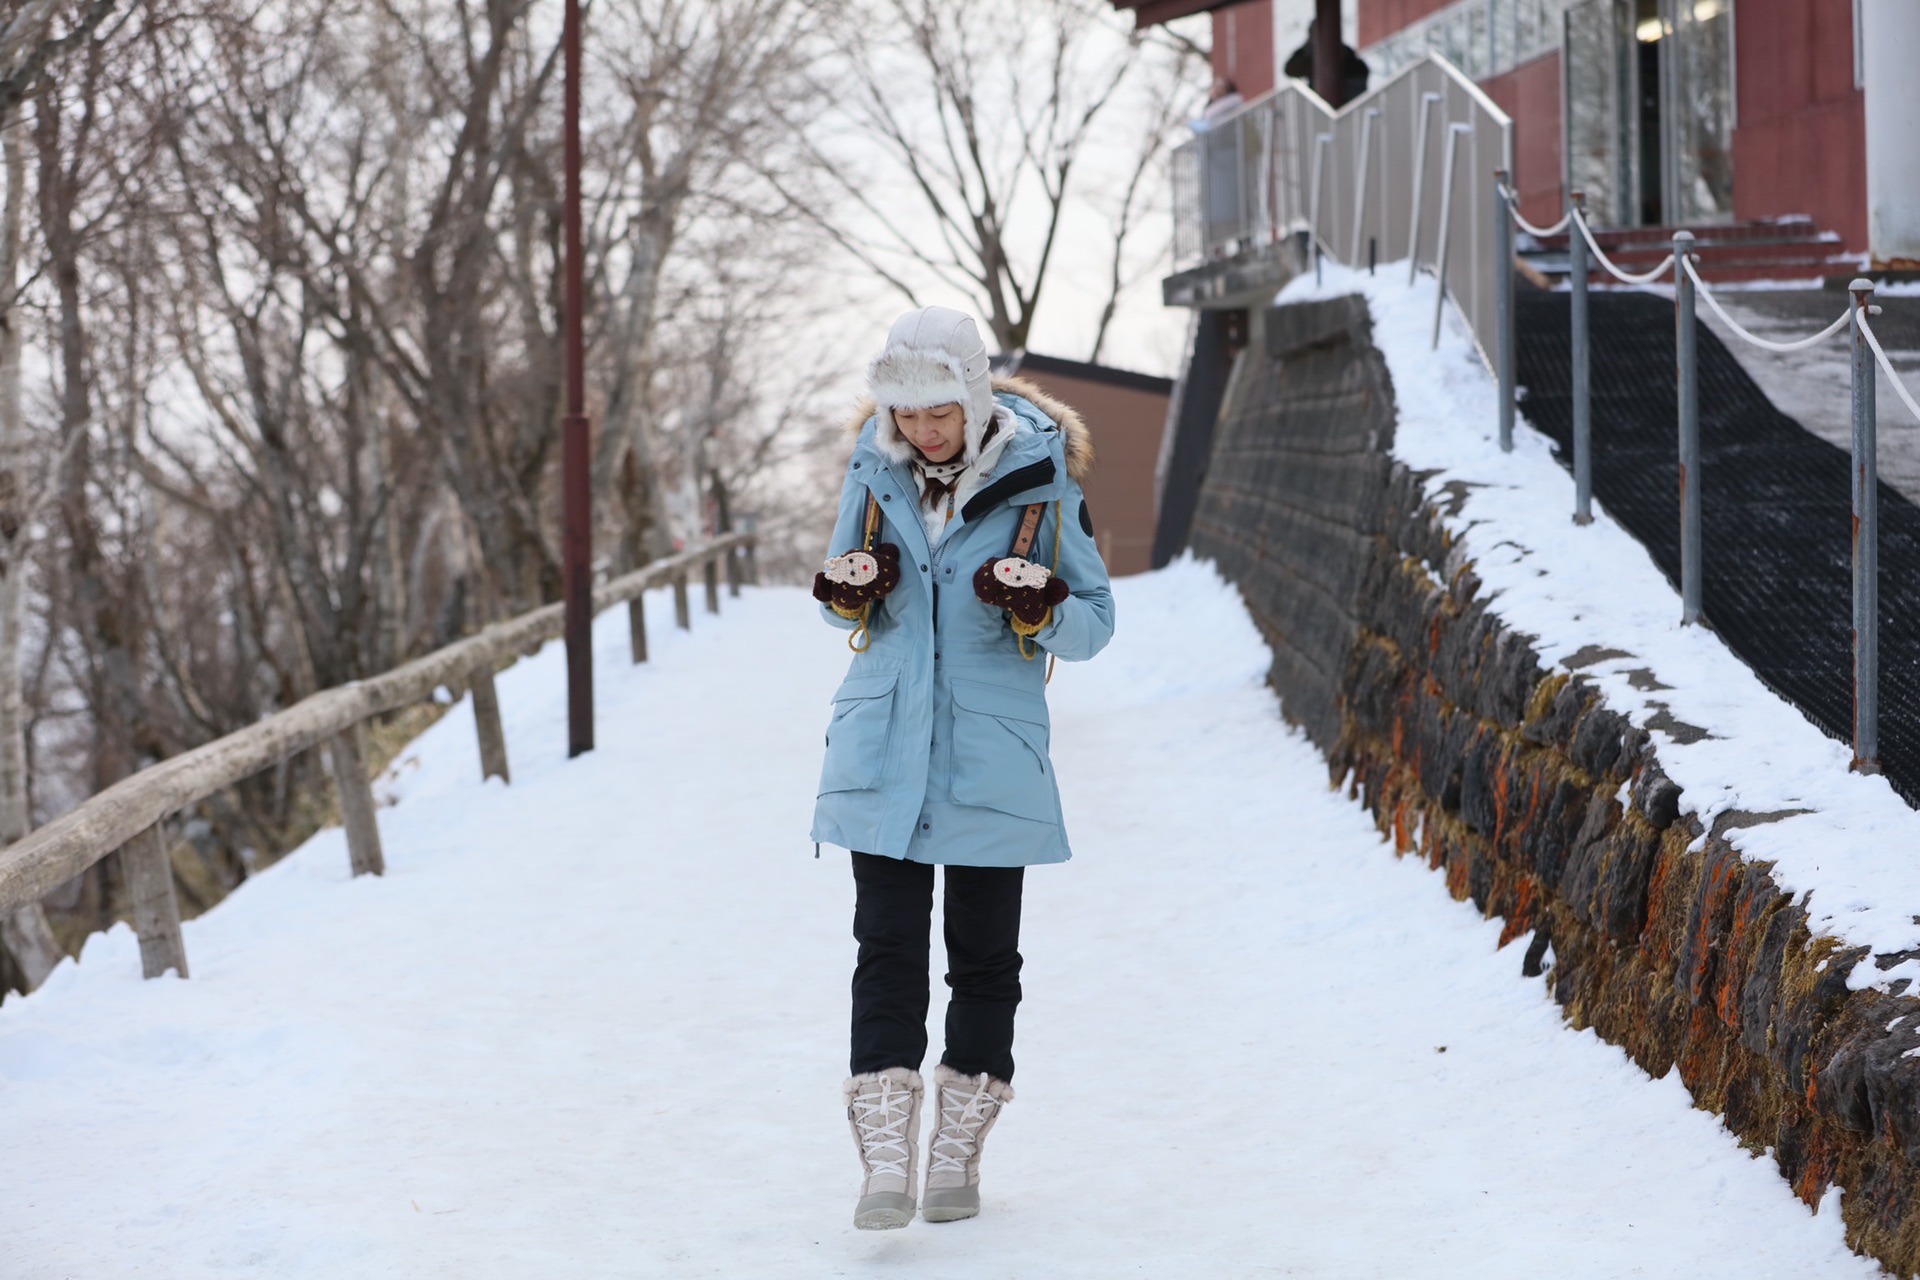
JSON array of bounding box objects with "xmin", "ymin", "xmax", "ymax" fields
[
  {"xmin": 1850, "ymin": 277, "xmax": 1880, "ymax": 773},
  {"xmin": 743, "ymin": 535, "xmax": 759, "ymax": 586},
  {"xmin": 704, "ymin": 554, "xmax": 720, "ymax": 614},
  {"xmin": 1407, "ymin": 92, "xmax": 1441, "ymax": 284},
  {"xmin": 1308, "ymin": 132, "xmax": 1331, "ymax": 285},
  {"xmin": 1351, "ymin": 109, "xmax": 1379, "ymax": 263},
  {"xmin": 1430, "ymin": 123, "xmax": 1470, "ymax": 350},
  {"xmin": 629, "ymin": 595, "xmax": 649, "ymax": 663},
  {"xmin": 1570, "ymin": 191, "xmax": 1593, "ymax": 525},
  {"xmin": 328, "ymin": 723, "xmax": 386, "ymax": 877},
  {"xmin": 726, "ymin": 544, "xmax": 741, "ymax": 598},
  {"xmin": 470, "ymin": 666, "xmax": 510, "ymax": 784},
  {"xmin": 122, "ymin": 825, "xmax": 187, "ymax": 980},
  {"xmin": 673, "ymin": 572, "xmax": 691, "ymax": 630},
  {"xmin": 1494, "ymin": 168, "xmax": 1515, "ymax": 452},
  {"xmin": 1674, "ymin": 230, "xmax": 1701, "ymax": 626}
]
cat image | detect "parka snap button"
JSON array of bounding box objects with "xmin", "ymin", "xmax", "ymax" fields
[
  {"xmin": 920, "ymin": 564, "xmax": 928, "ymax": 572},
  {"xmin": 922, "ymin": 823, "xmax": 931, "ymax": 831},
  {"xmin": 882, "ymin": 493, "xmax": 891, "ymax": 501}
]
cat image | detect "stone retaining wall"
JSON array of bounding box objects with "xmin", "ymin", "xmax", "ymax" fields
[{"xmin": 1187, "ymin": 292, "xmax": 1920, "ymax": 1275}]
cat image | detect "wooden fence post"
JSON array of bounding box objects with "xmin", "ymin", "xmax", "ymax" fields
[
  {"xmin": 122, "ymin": 826, "xmax": 187, "ymax": 979},
  {"xmin": 743, "ymin": 538, "xmax": 758, "ymax": 585},
  {"xmin": 629, "ymin": 596, "xmax": 649, "ymax": 663},
  {"xmin": 704, "ymin": 555, "xmax": 720, "ymax": 614},
  {"xmin": 470, "ymin": 667, "xmax": 510, "ymax": 783},
  {"xmin": 329, "ymin": 725, "xmax": 386, "ymax": 877},
  {"xmin": 726, "ymin": 545, "xmax": 741, "ymax": 598},
  {"xmin": 673, "ymin": 572, "xmax": 691, "ymax": 630}
]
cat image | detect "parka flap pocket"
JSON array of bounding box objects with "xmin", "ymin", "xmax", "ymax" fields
[
  {"xmin": 948, "ymin": 678, "xmax": 1055, "ymax": 823},
  {"xmin": 820, "ymin": 668, "xmax": 899, "ymax": 795},
  {"xmin": 832, "ymin": 670, "xmax": 900, "ymax": 704},
  {"xmin": 949, "ymin": 678, "xmax": 1048, "ymax": 726}
]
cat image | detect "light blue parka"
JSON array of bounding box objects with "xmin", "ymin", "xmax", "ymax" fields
[{"xmin": 810, "ymin": 379, "xmax": 1114, "ymax": 867}]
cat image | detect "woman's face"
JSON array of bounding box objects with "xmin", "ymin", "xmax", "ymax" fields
[{"xmin": 895, "ymin": 403, "xmax": 966, "ymax": 463}]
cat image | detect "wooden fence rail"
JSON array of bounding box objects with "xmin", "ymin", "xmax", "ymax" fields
[{"xmin": 0, "ymin": 533, "xmax": 757, "ymax": 978}]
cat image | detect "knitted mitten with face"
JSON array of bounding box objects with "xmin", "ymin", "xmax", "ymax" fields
[
  {"xmin": 815, "ymin": 543, "xmax": 903, "ymax": 620},
  {"xmin": 973, "ymin": 555, "xmax": 1070, "ymax": 636}
]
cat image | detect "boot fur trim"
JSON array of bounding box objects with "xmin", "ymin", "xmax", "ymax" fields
[{"xmin": 932, "ymin": 1062, "xmax": 1014, "ymax": 1103}]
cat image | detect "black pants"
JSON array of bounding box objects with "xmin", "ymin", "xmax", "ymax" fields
[{"xmin": 850, "ymin": 852, "xmax": 1025, "ymax": 1083}]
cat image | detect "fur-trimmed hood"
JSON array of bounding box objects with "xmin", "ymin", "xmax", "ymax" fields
[{"xmin": 843, "ymin": 374, "xmax": 1094, "ymax": 484}]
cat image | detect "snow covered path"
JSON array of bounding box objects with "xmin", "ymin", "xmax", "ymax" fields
[{"xmin": 0, "ymin": 565, "xmax": 1874, "ymax": 1278}]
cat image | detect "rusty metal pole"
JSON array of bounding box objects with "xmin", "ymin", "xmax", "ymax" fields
[
  {"xmin": 1850, "ymin": 278, "xmax": 1880, "ymax": 774},
  {"xmin": 1570, "ymin": 192, "xmax": 1593, "ymax": 525},
  {"xmin": 1674, "ymin": 231, "xmax": 1701, "ymax": 626},
  {"xmin": 562, "ymin": 0, "xmax": 593, "ymax": 757},
  {"xmin": 1313, "ymin": 0, "xmax": 1343, "ymax": 106},
  {"xmin": 1494, "ymin": 169, "xmax": 1514, "ymax": 452}
]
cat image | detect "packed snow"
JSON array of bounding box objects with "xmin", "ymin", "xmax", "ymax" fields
[
  {"xmin": 0, "ymin": 567, "xmax": 1874, "ymax": 1277},
  {"xmin": 1279, "ymin": 262, "xmax": 1920, "ymax": 991}
]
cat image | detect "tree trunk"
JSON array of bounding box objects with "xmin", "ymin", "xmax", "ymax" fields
[{"xmin": 0, "ymin": 109, "xmax": 61, "ymax": 989}]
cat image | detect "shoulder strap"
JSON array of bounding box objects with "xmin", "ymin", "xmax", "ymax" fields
[
  {"xmin": 1007, "ymin": 503, "xmax": 1045, "ymax": 559},
  {"xmin": 862, "ymin": 493, "xmax": 883, "ymax": 551}
]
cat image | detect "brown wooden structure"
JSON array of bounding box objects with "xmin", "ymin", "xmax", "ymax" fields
[{"xmin": 996, "ymin": 352, "xmax": 1174, "ymax": 578}]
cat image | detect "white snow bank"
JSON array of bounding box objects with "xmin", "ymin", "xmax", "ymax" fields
[
  {"xmin": 0, "ymin": 567, "xmax": 1875, "ymax": 1276},
  {"xmin": 1276, "ymin": 262, "xmax": 1920, "ymax": 988}
]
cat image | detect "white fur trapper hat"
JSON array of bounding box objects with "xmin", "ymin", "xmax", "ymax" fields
[{"xmin": 866, "ymin": 306, "xmax": 997, "ymax": 462}]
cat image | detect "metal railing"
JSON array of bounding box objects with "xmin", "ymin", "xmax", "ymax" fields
[
  {"xmin": 1171, "ymin": 53, "xmax": 1513, "ymax": 364},
  {"xmin": 0, "ymin": 534, "xmax": 757, "ymax": 982},
  {"xmin": 1497, "ymin": 186, "xmax": 1920, "ymax": 774}
]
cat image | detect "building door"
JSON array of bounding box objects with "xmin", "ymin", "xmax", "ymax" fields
[{"xmin": 1565, "ymin": 0, "xmax": 1734, "ymax": 228}]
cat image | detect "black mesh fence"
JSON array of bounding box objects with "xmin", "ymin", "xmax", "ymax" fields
[{"xmin": 1513, "ymin": 287, "xmax": 1920, "ymax": 806}]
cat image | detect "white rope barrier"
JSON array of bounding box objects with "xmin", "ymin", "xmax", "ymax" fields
[
  {"xmin": 1505, "ymin": 208, "xmax": 1566, "ymax": 239},
  {"xmin": 1681, "ymin": 257, "xmax": 1852, "ymax": 354},
  {"xmin": 1573, "ymin": 212, "xmax": 1675, "ymax": 285},
  {"xmin": 1859, "ymin": 312, "xmax": 1920, "ymax": 427}
]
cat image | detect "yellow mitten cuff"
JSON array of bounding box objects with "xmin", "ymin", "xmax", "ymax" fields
[
  {"xmin": 829, "ymin": 601, "xmax": 867, "ymax": 622},
  {"xmin": 1008, "ymin": 609, "xmax": 1051, "ymax": 638}
]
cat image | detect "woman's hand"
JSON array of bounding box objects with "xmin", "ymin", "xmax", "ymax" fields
[
  {"xmin": 815, "ymin": 543, "xmax": 903, "ymax": 620},
  {"xmin": 973, "ymin": 555, "xmax": 1070, "ymax": 635}
]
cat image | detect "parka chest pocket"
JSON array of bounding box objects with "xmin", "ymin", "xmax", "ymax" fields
[
  {"xmin": 948, "ymin": 678, "xmax": 1056, "ymax": 822},
  {"xmin": 819, "ymin": 670, "xmax": 899, "ymax": 794}
]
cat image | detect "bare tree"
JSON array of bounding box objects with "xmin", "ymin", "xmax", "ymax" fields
[
  {"xmin": 789, "ymin": 0, "xmax": 1194, "ymax": 354},
  {"xmin": 583, "ymin": 0, "xmax": 822, "ymax": 563},
  {"xmin": 0, "ymin": 0, "xmax": 939, "ymax": 995},
  {"xmin": 0, "ymin": 0, "xmax": 119, "ymax": 115}
]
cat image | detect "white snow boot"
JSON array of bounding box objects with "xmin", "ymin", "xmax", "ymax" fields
[
  {"xmin": 921, "ymin": 1063, "xmax": 1014, "ymax": 1223},
  {"xmin": 844, "ymin": 1067, "xmax": 924, "ymax": 1230}
]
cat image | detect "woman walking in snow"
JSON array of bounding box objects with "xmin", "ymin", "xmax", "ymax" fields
[{"xmin": 812, "ymin": 306, "xmax": 1114, "ymax": 1230}]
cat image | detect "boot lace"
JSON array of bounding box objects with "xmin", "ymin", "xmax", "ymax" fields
[
  {"xmin": 850, "ymin": 1077, "xmax": 915, "ymax": 1179},
  {"xmin": 928, "ymin": 1077, "xmax": 998, "ymax": 1177}
]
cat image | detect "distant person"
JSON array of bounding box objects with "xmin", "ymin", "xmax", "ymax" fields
[
  {"xmin": 811, "ymin": 306, "xmax": 1114, "ymax": 1230},
  {"xmin": 1284, "ymin": 20, "xmax": 1371, "ymax": 105},
  {"xmin": 1199, "ymin": 74, "xmax": 1244, "ymax": 126}
]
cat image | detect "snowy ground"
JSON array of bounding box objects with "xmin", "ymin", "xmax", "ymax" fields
[{"xmin": 0, "ymin": 568, "xmax": 1875, "ymax": 1277}]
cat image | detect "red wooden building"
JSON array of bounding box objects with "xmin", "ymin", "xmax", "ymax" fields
[{"xmin": 1115, "ymin": 0, "xmax": 1920, "ymax": 270}]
